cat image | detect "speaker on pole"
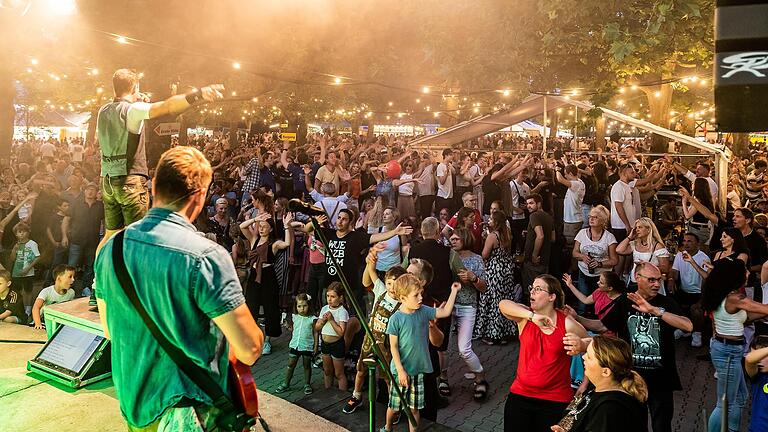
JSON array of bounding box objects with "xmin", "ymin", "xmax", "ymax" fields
[{"xmin": 714, "ymin": 0, "xmax": 768, "ymax": 132}]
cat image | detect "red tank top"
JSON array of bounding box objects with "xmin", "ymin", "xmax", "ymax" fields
[{"xmin": 509, "ymin": 310, "xmax": 574, "ymax": 403}]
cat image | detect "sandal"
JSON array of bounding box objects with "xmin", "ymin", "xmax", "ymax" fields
[
  {"xmin": 275, "ymin": 383, "xmax": 289, "ymax": 393},
  {"xmin": 473, "ymin": 380, "xmax": 488, "ymax": 401},
  {"xmin": 438, "ymin": 377, "xmax": 451, "ymax": 397},
  {"xmin": 303, "ymin": 384, "xmax": 313, "ymax": 395}
]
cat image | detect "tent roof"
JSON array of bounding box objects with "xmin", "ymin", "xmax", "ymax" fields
[{"xmin": 410, "ymin": 94, "xmax": 730, "ymax": 161}]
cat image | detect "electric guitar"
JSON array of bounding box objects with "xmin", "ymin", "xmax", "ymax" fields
[{"xmin": 228, "ymin": 348, "xmax": 270, "ymax": 431}]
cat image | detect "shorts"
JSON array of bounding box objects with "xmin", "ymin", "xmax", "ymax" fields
[
  {"xmin": 388, "ymin": 373, "xmax": 425, "ymax": 410},
  {"xmin": 102, "ymin": 175, "xmax": 150, "ymax": 230},
  {"xmin": 12, "ymin": 276, "xmax": 34, "ymax": 293},
  {"xmin": 289, "ymin": 348, "xmax": 314, "ymax": 358},
  {"xmin": 320, "ymin": 337, "xmax": 345, "ymax": 359},
  {"xmin": 355, "ymin": 337, "xmax": 392, "ymax": 374},
  {"xmin": 128, "ymin": 403, "xmax": 220, "ymax": 431}
]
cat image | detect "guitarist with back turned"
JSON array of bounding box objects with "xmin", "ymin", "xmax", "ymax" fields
[{"xmin": 95, "ymin": 146, "xmax": 264, "ymax": 431}]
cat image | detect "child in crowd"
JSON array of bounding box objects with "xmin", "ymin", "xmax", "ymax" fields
[
  {"xmin": 276, "ymin": 293, "xmax": 317, "ymax": 395},
  {"xmin": 32, "ymin": 264, "xmax": 75, "ymax": 329},
  {"xmin": 343, "ymin": 246, "xmax": 407, "ymax": 414},
  {"xmin": 746, "ymin": 335, "xmax": 768, "ymax": 432},
  {"xmin": 315, "ymin": 282, "xmax": 349, "ymax": 391},
  {"xmin": 382, "ymin": 274, "xmax": 460, "ymax": 432},
  {"xmin": 0, "ymin": 270, "xmax": 25, "ymax": 323},
  {"xmin": 11, "ymin": 222, "xmax": 40, "ymax": 320}
]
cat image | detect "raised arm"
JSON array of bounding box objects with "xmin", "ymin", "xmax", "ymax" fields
[{"xmin": 149, "ymin": 85, "xmax": 224, "ymax": 119}]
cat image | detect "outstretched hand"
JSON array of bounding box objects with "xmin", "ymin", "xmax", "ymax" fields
[
  {"xmin": 394, "ymin": 223, "xmax": 413, "ymax": 236},
  {"xmin": 200, "ymin": 84, "xmax": 225, "ymax": 102}
]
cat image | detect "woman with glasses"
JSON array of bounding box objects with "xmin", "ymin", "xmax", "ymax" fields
[
  {"xmin": 474, "ymin": 210, "xmax": 521, "ymax": 345},
  {"xmin": 396, "ymin": 159, "xmax": 421, "ymax": 219},
  {"xmin": 499, "ymin": 274, "xmax": 588, "ymax": 432},
  {"xmin": 551, "ymin": 336, "xmax": 648, "ymax": 432},
  {"xmin": 571, "ymin": 205, "xmax": 619, "ymax": 314},
  {"xmin": 447, "ymin": 227, "xmax": 489, "ymax": 400},
  {"xmin": 616, "ymin": 217, "xmax": 670, "ymax": 292},
  {"xmin": 701, "ymin": 258, "xmax": 768, "ymax": 432}
]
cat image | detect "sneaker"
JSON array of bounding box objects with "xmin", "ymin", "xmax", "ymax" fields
[
  {"xmin": 275, "ymin": 383, "xmax": 289, "ymax": 393},
  {"xmin": 303, "ymin": 384, "xmax": 313, "ymax": 395},
  {"xmin": 262, "ymin": 341, "xmax": 272, "ymax": 355},
  {"xmin": 343, "ymin": 396, "xmax": 362, "ymax": 414},
  {"xmin": 312, "ymin": 354, "xmax": 323, "ymax": 369},
  {"xmin": 691, "ymin": 332, "xmax": 702, "ymax": 347}
]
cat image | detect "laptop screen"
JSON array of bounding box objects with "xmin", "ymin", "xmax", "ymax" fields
[{"xmin": 36, "ymin": 325, "xmax": 105, "ymax": 375}]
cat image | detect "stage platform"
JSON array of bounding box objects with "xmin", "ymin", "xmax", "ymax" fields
[{"xmin": 0, "ymin": 319, "xmax": 348, "ymax": 431}]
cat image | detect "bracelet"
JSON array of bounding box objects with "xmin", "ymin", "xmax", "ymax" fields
[{"xmin": 185, "ymin": 88, "xmax": 202, "ymax": 105}]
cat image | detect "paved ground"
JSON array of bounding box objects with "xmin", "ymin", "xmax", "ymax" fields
[{"xmin": 251, "ymin": 329, "xmax": 749, "ymax": 432}]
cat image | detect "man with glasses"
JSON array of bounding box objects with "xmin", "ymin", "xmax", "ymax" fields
[{"xmin": 574, "ymin": 262, "xmax": 693, "ymax": 432}]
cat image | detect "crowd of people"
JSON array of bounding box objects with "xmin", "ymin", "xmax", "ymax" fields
[{"xmin": 5, "ymin": 99, "xmax": 768, "ymax": 432}]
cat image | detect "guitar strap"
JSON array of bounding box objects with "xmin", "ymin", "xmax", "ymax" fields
[{"xmin": 111, "ymin": 230, "xmax": 250, "ymax": 431}]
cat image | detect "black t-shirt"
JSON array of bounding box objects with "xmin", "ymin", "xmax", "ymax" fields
[
  {"xmin": 0, "ymin": 288, "xmax": 25, "ymax": 320},
  {"xmin": 322, "ymin": 228, "xmax": 371, "ymax": 295},
  {"xmin": 47, "ymin": 212, "xmax": 65, "ymax": 243},
  {"xmin": 601, "ymin": 293, "xmax": 683, "ymax": 392},
  {"xmin": 745, "ymin": 230, "xmax": 768, "ymax": 290},
  {"xmin": 570, "ymin": 390, "xmax": 648, "ymax": 432}
]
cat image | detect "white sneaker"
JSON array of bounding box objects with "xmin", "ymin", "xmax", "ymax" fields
[{"xmin": 691, "ymin": 332, "xmax": 702, "ymax": 347}]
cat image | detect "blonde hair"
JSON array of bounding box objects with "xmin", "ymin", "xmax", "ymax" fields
[
  {"xmin": 393, "ymin": 273, "xmax": 422, "ymax": 300},
  {"xmin": 589, "ymin": 205, "xmax": 610, "ymax": 229},
  {"xmin": 633, "ymin": 217, "xmax": 664, "ymax": 248},
  {"xmin": 591, "ymin": 336, "xmax": 648, "ymax": 403},
  {"xmin": 154, "ymin": 146, "xmax": 213, "ymax": 210}
]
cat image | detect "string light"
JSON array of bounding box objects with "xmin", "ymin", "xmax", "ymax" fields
[
  {"xmin": 333, "ymin": 77, "xmax": 342, "ymax": 85},
  {"xmin": 422, "ymin": 86, "xmax": 430, "ymax": 94},
  {"xmin": 654, "ymin": 91, "xmax": 662, "ymax": 98},
  {"xmin": 502, "ymin": 89, "xmax": 511, "ymax": 96},
  {"xmin": 116, "ymin": 35, "xmax": 128, "ymax": 44},
  {"xmin": 388, "ymin": 101, "xmax": 393, "ymax": 107},
  {"xmin": 232, "ymin": 62, "xmax": 241, "ymax": 70},
  {"xmin": 30, "ymin": 58, "xmax": 38, "ymax": 65}
]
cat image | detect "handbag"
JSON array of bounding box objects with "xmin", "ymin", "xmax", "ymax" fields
[
  {"xmin": 557, "ymin": 390, "xmax": 592, "ymax": 432},
  {"xmin": 111, "ymin": 230, "xmax": 264, "ymax": 432}
]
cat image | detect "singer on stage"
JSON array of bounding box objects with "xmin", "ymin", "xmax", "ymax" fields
[{"xmin": 95, "ymin": 146, "xmax": 264, "ymax": 431}]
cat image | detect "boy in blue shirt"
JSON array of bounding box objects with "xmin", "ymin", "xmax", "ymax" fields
[{"xmin": 383, "ymin": 273, "xmax": 459, "ymax": 432}]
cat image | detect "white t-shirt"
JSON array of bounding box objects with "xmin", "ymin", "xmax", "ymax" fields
[
  {"xmin": 629, "ymin": 245, "xmax": 670, "ymax": 283},
  {"xmin": 398, "ymin": 174, "xmax": 415, "ymax": 196},
  {"xmin": 610, "ymin": 180, "xmax": 636, "ymax": 229},
  {"xmin": 126, "ymin": 102, "xmax": 151, "ymax": 134},
  {"xmin": 564, "ymin": 179, "xmax": 586, "ymax": 223},
  {"xmin": 417, "ymin": 164, "xmax": 435, "ymax": 197},
  {"xmin": 37, "ymin": 286, "xmax": 75, "ymax": 306},
  {"xmin": 39, "ymin": 142, "xmax": 56, "ymax": 158},
  {"xmin": 70, "ymin": 144, "xmax": 84, "ymax": 162},
  {"xmin": 672, "ymin": 250, "xmax": 710, "ymax": 294},
  {"xmin": 574, "ymin": 228, "xmax": 617, "ymax": 276},
  {"xmin": 436, "ymin": 162, "xmax": 453, "ymax": 199},
  {"xmin": 684, "ymin": 172, "xmax": 718, "ymax": 204},
  {"xmin": 319, "ymin": 304, "xmax": 349, "ymax": 337},
  {"xmin": 509, "ymin": 179, "xmax": 530, "ymax": 220}
]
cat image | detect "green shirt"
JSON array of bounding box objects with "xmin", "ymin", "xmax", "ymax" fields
[{"xmin": 95, "ymin": 208, "xmax": 245, "ymax": 427}]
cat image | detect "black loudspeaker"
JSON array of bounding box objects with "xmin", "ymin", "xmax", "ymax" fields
[{"xmin": 714, "ymin": 0, "xmax": 768, "ymax": 132}]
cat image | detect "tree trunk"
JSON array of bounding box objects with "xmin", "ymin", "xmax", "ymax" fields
[
  {"xmin": 548, "ymin": 110, "xmax": 559, "ymax": 138},
  {"xmin": 0, "ymin": 75, "xmax": 15, "ymax": 162},
  {"xmin": 85, "ymin": 107, "xmax": 98, "ymax": 148},
  {"xmin": 732, "ymin": 133, "xmax": 750, "ymax": 158},
  {"xmin": 595, "ymin": 116, "xmax": 606, "ymax": 150},
  {"xmin": 366, "ymin": 116, "xmax": 375, "ymax": 144},
  {"xmin": 642, "ymin": 74, "xmax": 673, "ymax": 153}
]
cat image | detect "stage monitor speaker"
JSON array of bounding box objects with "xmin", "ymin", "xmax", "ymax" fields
[
  {"xmin": 27, "ymin": 324, "xmax": 111, "ymax": 388},
  {"xmin": 714, "ymin": 0, "xmax": 768, "ymax": 132}
]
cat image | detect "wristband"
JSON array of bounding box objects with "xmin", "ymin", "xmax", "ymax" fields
[{"xmin": 185, "ymin": 88, "xmax": 202, "ymax": 105}]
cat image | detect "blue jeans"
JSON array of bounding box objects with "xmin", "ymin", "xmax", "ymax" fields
[
  {"xmin": 68, "ymin": 243, "xmax": 96, "ymax": 295},
  {"xmin": 708, "ymin": 338, "xmax": 748, "ymax": 432},
  {"xmin": 577, "ymin": 272, "xmax": 599, "ymax": 315}
]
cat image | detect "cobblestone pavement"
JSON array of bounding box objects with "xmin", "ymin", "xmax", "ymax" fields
[{"xmin": 251, "ymin": 330, "xmax": 750, "ymax": 432}]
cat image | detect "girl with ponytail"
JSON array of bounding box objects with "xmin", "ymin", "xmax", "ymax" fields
[{"xmin": 552, "ymin": 335, "xmax": 648, "ymax": 432}]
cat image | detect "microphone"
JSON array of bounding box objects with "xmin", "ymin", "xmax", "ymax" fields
[{"xmin": 287, "ymin": 198, "xmax": 327, "ymax": 216}]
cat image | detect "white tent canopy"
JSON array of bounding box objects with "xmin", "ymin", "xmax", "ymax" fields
[{"xmin": 410, "ymin": 94, "xmax": 731, "ymax": 207}]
